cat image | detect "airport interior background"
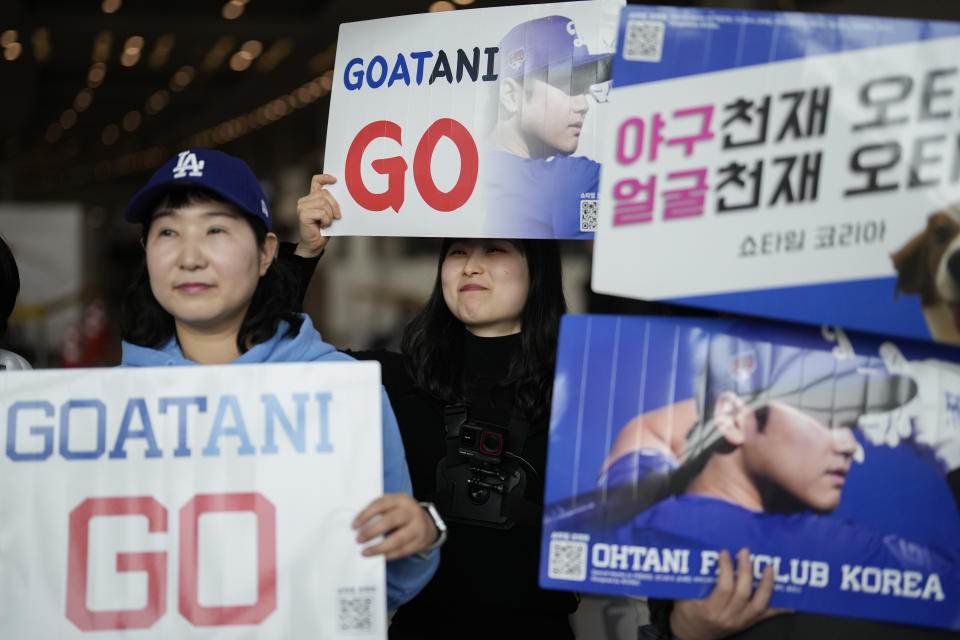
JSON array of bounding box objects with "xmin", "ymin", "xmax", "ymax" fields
[
  {"xmin": 1, "ymin": 0, "xmax": 957, "ymax": 368},
  {"xmin": 2, "ymin": 1, "xmax": 958, "ymax": 637}
]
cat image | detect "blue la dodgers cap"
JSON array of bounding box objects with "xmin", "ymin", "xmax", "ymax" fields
[
  {"xmin": 684, "ymin": 334, "xmax": 918, "ymax": 459},
  {"xmin": 123, "ymin": 148, "xmax": 272, "ymax": 230},
  {"xmin": 497, "ymin": 15, "xmax": 612, "ymax": 81}
]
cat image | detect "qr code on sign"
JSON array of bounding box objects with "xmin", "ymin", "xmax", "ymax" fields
[
  {"xmin": 580, "ymin": 199, "xmax": 598, "ymax": 232},
  {"xmin": 623, "ymin": 19, "xmax": 665, "ymax": 62},
  {"xmin": 338, "ymin": 595, "xmax": 373, "ymax": 633},
  {"xmin": 548, "ymin": 540, "xmax": 588, "ymax": 581}
]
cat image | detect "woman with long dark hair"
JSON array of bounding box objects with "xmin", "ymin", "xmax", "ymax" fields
[{"xmin": 288, "ymin": 176, "xmax": 579, "ymax": 638}]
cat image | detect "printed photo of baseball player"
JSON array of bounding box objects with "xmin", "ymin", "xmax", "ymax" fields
[
  {"xmin": 482, "ymin": 15, "xmax": 612, "ymax": 239},
  {"xmin": 540, "ymin": 316, "xmax": 960, "ymax": 630}
]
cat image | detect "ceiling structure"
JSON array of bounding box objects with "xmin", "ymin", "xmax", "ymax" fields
[
  {"xmin": 0, "ymin": 0, "xmax": 561, "ymax": 207},
  {"xmin": 2, "ymin": 0, "xmax": 958, "ymax": 210}
]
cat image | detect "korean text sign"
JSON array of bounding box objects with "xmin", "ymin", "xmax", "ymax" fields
[
  {"xmin": 540, "ymin": 314, "xmax": 960, "ymax": 630},
  {"xmin": 0, "ymin": 362, "xmax": 387, "ymax": 638},
  {"xmin": 592, "ymin": 7, "xmax": 960, "ymax": 344},
  {"xmin": 323, "ymin": 0, "xmax": 621, "ymax": 239}
]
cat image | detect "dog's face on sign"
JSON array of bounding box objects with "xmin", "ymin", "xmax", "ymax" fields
[{"xmin": 892, "ymin": 207, "xmax": 960, "ymax": 334}]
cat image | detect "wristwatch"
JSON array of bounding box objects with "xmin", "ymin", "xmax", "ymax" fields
[{"xmin": 417, "ymin": 501, "xmax": 447, "ymax": 557}]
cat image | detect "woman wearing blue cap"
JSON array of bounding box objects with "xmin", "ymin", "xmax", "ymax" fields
[
  {"xmin": 117, "ymin": 148, "xmax": 441, "ymax": 612},
  {"xmin": 289, "ymin": 175, "xmax": 578, "ymax": 637}
]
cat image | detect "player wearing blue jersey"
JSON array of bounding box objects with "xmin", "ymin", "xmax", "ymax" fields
[
  {"xmin": 483, "ymin": 15, "xmax": 611, "ymax": 239},
  {"xmin": 627, "ymin": 337, "xmax": 959, "ymax": 637},
  {"xmin": 546, "ymin": 333, "xmax": 960, "ymax": 636}
]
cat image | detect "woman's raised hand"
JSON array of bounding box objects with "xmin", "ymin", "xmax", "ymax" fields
[
  {"xmin": 669, "ymin": 548, "xmax": 787, "ymax": 640},
  {"xmin": 294, "ymin": 173, "xmax": 341, "ymax": 258},
  {"xmin": 352, "ymin": 493, "xmax": 439, "ymax": 561}
]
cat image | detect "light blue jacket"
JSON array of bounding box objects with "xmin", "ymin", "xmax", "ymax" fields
[{"xmin": 120, "ymin": 314, "xmax": 439, "ymax": 609}]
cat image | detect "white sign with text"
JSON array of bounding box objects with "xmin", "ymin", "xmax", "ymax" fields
[{"xmin": 0, "ymin": 362, "xmax": 385, "ymax": 638}]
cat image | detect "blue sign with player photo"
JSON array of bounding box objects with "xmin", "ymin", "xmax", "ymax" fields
[
  {"xmin": 591, "ymin": 6, "xmax": 960, "ymax": 346},
  {"xmin": 539, "ymin": 314, "xmax": 960, "ymax": 630}
]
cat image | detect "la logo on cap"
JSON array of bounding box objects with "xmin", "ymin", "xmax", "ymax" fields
[
  {"xmin": 173, "ymin": 150, "xmax": 205, "ymax": 178},
  {"xmin": 565, "ymin": 20, "xmax": 585, "ymax": 48}
]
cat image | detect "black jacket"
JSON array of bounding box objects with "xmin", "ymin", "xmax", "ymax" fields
[
  {"xmin": 353, "ymin": 335, "xmax": 578, "ymax": 639},
  {"xmin": 280, "ymin": 245, "xmax": 577, "ymax": 638}
]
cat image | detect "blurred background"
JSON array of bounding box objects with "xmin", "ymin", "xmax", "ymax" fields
[
  {"xmin": 1, "ymin": 0, "xmax": 958, "ymax": 370},
  {"xmin": 2, "ymin": 1, "xmax": 958, "ymax": 637}
]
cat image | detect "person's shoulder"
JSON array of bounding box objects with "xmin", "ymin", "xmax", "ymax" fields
[
  {"xmin": 310, "ymin": 349, "xmax": 358, "ymax": 364},
  {"xmin": 632, "ymin": 494, "xmax": 756, "ymax": 534},
  {"xmin": 551, "ymin": 154, "xmax": 600, "ymax": 170},
  {"xmin": 504, "ymin": 152, "xmax": 599, "ymax": 175},
  {"xmin": 347, "ymin": 349, "xmax": 413, "ymax": 391},
  {"xmin": 344, "ymin": 348, "xmax": 400, "ymax": 365},
  {"xmin": 537, "ymin": 155, "xmax": 600, "ymax": 197},
  {"xmin": 651, "ymin": 496, "xmax": 868, "ymax": 545}
]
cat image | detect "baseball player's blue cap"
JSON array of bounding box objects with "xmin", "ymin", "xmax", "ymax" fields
[
  {"xmin": 497, "ymin": 15, "xmax": 612, "ymax": 81},
  {"xmin": 123, "ymin": 148, "xmax": 272, "ymax": 230},
  {"xmin": 684, "ymin": 334, "xmax": 917, "ymax": 458}
]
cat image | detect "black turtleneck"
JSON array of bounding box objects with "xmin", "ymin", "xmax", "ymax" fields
[
  {"xmin": 460, "ymin": 330, "xmax": 519, "ymax": 424},
  {"xmin": 279, "ymin": 244, "xmax": 576, "ymax": 635}
]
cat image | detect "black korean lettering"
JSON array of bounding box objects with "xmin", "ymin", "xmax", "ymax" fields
[
  {"xmin": 908, "ymin": 135, "xmax": 946, "ymax": 189},
  {"xmin": 738, "ymin": 236, "xmax": 758, "ymax": 257},
  {"xmin": 852, "ymin": 76, "xmax": 912, "ymax": 131},
  {"xmin": 784, "ymin": 230, "xmax": 805, "ymax": 252},
  {"xmin": 862, "ymin": 221, "xmax": 885, "ymax": 243},
  {"xmin": 838, "ymin": 223, "xmax": 857, "ymax": 246},
  {"xmin": 953, "ymin": 133, "xmax": 960, "ymax": 184},
  {"xmin": 815, "ymin": 225, "xmax": 836, "ymax": 249},
  {"xmin": 717, "ymin": 160, "xmax": 763, "ymax": 212},
  {"xmin": 806, "ymin": 87, "xmax": 829, "ymax": 137},
  {"xmin": 760, "ymin": 232, "xmax": 782, "ymax": 255},
  {"xmin": 722, "ymin": 96, "xmax": 770, "ymax": 148},
  {"xmin": 769, "ymin": 152, "xmax": 822, "ymax": 205},
  {"xmin": 920, "ymin": 67, "xmax": 957, "ymax": 121},
  {"xmin": 775, "ymin": 87, "xmax": 829, "ymax": 142},
  {"xmin": 776, "ymin": 92, "xmax": 805, "ymax": 141},
  {"xmin": 844, "ymin": 142, "xmax": 901, "ymax": 196}
]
